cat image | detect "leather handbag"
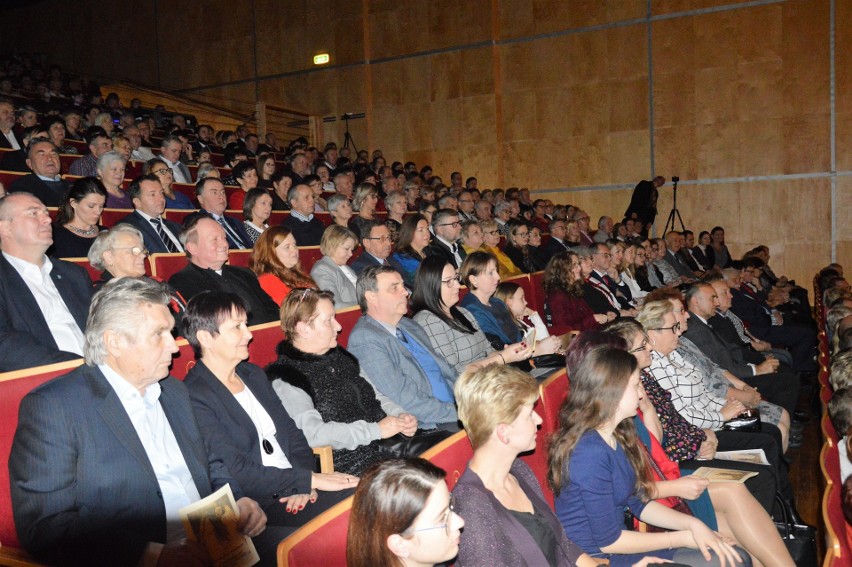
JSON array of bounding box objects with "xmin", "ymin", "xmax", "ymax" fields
[
  {"xmin": 377, "ymin": 428, "xmax": 455, "ymax": 458},
  {"xmin": 773, "ymin": 494, "xmax": 817, "ymax": 566},
  {"xmin": 722, "ymin": 408, "xmax": 761, "ymax": 432}
]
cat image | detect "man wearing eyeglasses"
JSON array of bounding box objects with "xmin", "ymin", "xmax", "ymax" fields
[
  {"xmin": 0, "ymin": 193, "xmax": 93, "ymax": 371},
  {"xmin": 425, "ymin": 209, "xmax": 465, "ymax": 269},
  {"xmin": 572, "ymin": 209, "xmax": 595, "ymax": 247},
  {"xmin": 351, "ymin": 221, "xmax": 393, "ymax": 275},
  {"xmin": 456, "ymin": 190, "xmax": 476, "ymax": 222},
  {"xmin": 586, "ymin": 243, "xmax": 636, "ymax": 315}
]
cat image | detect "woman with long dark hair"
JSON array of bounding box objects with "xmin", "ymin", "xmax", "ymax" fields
[
  {"xmin": 50, "ymin": 177, "xmax": 107, "ymax": 258},
  {"xmin": 502, "ymin": 220, "xmax": 543, "ymax": 273},
  {"xmin": 389, "ymin": 213, "xmax": 431, "ymax": 288},
  {"xmin": 543, "ymin": 251, "xmax": 610, "ymax": 334}
]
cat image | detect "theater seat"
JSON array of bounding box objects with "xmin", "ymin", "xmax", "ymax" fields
[
  {"xmin": 149, "ymin": 252, "xmax": 189, "ymax": 281},
  {"xmin": 228, "ymin": 249, "xmax": 252, "ymax": 268},
  {"xmin": 248, "ymin": 322, "xmax": 284, "ymax": 368},
  {"xmin": 100, "ymin": 208, "xmax": 134, "ymax": 229},
  {"xmin": 298, "ymin": 247, "xmax": 323, "ymax": 271},
  {"xmin": 276, "ymin": 497, "xmax": 353, "ymax": 567},
  {"xmin": 421, "ymin": 430, "xmax": 473, "ymax": 491},
  {"xmin": 336, "ymin": 306, "xmax": 362, "ymax": 348}
]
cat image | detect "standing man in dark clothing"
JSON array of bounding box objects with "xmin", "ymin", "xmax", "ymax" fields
[{"xmin": 625, "ymin": 175, "xmax": 665, "ymax": 237}]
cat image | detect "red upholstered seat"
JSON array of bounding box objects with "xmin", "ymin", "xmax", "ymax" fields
[
  {"xmin": 100, "ymin": 208, "xmax": 133, "ymax": 229},
  {"xmin": 172, "ymin": 183, "xmax": 197, "ymax": 206},
  {"xmin": 268, "ymin": 211, "xmax": 288, "ymax": 226},
  {"xmin": 163, "ymin": 208, "xmax": 195, "ymax": 225},
  {"xmin": 298, "ymin": 247, "xmax": 323, "ymax": 271},
  {"xmin": 0, "ymin": 360, "xmax": 85, "ymax": 550},
  {"xmin": 822, "ymin": 442, "xmax": 851, "ymax": 565},
  {"xmin": 420, "ymin": 430, "xmax": 474, "ymax": 491},
  {"xmin": 248, "ymin": 323, "xmax": 284, "ymax": 369},
  {"xmin": 0, "ymin": 169, "xmax": 26, "ymax": 188},
  {"xmin": 276, "ymin": 498, "xmax": 353, "ymax": 567},
  {"xmin": 528, "ymin": 271, "xmax": 545, "ymax": 313},
  {"xmin": 335, "ymin": 306, "xmax": 362, "ymax": 348},
  {"xmin": 228, "ymin": 249, "xmax": 252, "ymax": 268},
  {"xmin": 149, "ymin": 252, "xmax": 189, "ymax": 281},
  {"xmin": 538, "ymin": 369, "xmax": 569, "ymax": 438},
  {"xmin": 169, "ymin": 338, "xmax": 196, "ymax": 380}
]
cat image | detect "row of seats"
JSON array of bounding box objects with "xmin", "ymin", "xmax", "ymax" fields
[
  {"xmin": 0, "ymin": 271, "xmax": 549, "ymax": 565},
  {"xmin": 816, "ymin": 274, "xmax": 852, "ymax": 567}
]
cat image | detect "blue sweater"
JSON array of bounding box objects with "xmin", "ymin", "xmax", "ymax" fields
[
  {"xmin": 459, "ymin": 293, "xmax": 520, "ymax": 347},
  {"xmin": 556, "ymin": 431, "xmax": 675, "ymax": 567}
]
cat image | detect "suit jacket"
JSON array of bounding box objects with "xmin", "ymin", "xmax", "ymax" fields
[
  {"xmin": 692, "ymin": 246, "xmax": 715, "ymax": 271},
  {"xmin": 453, "ymin": 460, "xmax": 583, "ymax": 567},
  {"xmin": 182, "ymin": 209, "xmax": 252, "ymax": 249},
  {"xmin": 9, "ymin": 365, "xmax": 240, "ymax": 566},
  {"xmin": 309, "ymin": 255, "xmax": 358, "ymax": 308},
  {"xmin": 730, "ymin": 287, "xmax": 773, "ymax": 338},
  {"xmin": 184, "ymin": 360, "xmax": 314, "ymax": 507},
  {"xmin": 118, "ymin": 210, "xmax": 183, "ymax": 254},
  {"xmin": 682, "ymin": 311, "xmax": 753, "ymax": 378},
  {"xmin": 424, "ymin": 237, "xmax": 466, "ymax": 269},
  {"xmin": 581, "ymin": 280, "xmax": 619, "ymax": 316},
  {"xmin": 169, "ymin": 263, "xmax": 279, "ymax": 326},
  {"xmin": 160, "ymin": 157, "xmax": 192, "ymax": 184},
  {"xmin": 540, "ymin": 236, "xmax": 570, "ymax": 263},
  {"xmin": 0, "ymin": 254, "xmax": 92, "ymax": 371},
  {"xmin": 588, "ymin": 270, "xmax": 632, "ymax": 309},
  {"xmin": 662, "ymin": 249, "xmax": 694, "ymax": 279},
  {"xmin": 350, "ymin": 251, "xmax": 385, "ymax": 275},
  {"xmin": 8, "ymin": 173, "xmax": 69, "ymax": 207},
  {"xmin": 709, "ymin": 312, "xmax": 765, "ymax": 365},
  {"xmin": 347, "ymin": 314, "xmax": 458, "ymax": 429}
]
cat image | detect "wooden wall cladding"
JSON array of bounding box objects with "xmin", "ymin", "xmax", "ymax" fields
[
  {"xmin": 498, "ymin": 0, "xmax": 645, "ymax": 39},
  {"xmin": 837, "ymin": 0, "xmax": 852, "ymax": 171}
]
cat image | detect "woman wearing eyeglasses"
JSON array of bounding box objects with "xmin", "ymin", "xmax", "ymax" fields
[
  {"xmin": 479, "ymin": 219, "xmax": 522, "ymax": 278},
  {"xmin": 88, "ymin": 225, "xmax": 188, "ymax": 326},
  {"xmin": 145, "ymin": 158, "xmax": 194, "ymax": 209},
  {"xmin": 453, "ymin": 364, "xmax": 605, "ymax": 567},
  {"xmin": 411, "ymin": 256, "xmax": 532, "ymax": 376},
  {"xmin": 267, "ymin": 288, "xmax": 418, "ymax": 476},
  {"xmin": 502, "ymin": 220, "xmax": 543, "ymax": 274},
  {"xmin": 348, "ymin": 458, "xmax": 465, "ymax": 567}
]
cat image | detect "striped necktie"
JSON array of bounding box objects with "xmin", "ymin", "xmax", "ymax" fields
[{"xmin": 150, "ymin": 218, "xmax": 179, "ymax": 253}]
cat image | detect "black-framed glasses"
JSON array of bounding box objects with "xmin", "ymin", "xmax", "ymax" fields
[
  {"xmin": 629, "ymin": 335, "xmax": 650, "ymax": 353},
  {"xmin": 649, "ymin": 322, "xmax": 681, "ymax": 334},
  {"xmin": 438, "ymin": 221, "xmax": 461, "ymax": 228},
  {"xmin": 441, "ymin": 275, "xmax": 462, "ymax": 287},
  {"xmin": 364, "ymin": 235, "xmax": 392, "ymax": 243},
  {"xmin": 514, "ymin": 231, "xmax": 529, "ymax": 237},
  {"xmin": 152, "ymin": 168, "xmax": 174, "ymax": 176}
]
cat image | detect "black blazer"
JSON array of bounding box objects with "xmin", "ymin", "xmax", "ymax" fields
[
  {"xmin": 184, "ymin": 360, "xmax": 314, "ymax": 506},
  {"xmin": 540, "ymin": 236, "xmax": 570, "ymax": 263},
  {"xmin": 182, "ymin": 209, "xmax": 253, "ymax": 249},
  {"xmin": 682, "ymin": 311, "xmax": 753, "ymax": 378},
  {"xmin": 588, "ymin": 270, "xmax": 633, "ymax": 309},
  {"xmin": 0, "ymin": 254, "xmax": 92, "ymax": 371},
  {"xmin": 581, "ymin": 280, "xmax": 619, "ymax": 316},
  {"xmin": 708, "ymin": 313, "xmax": 765, "ymax": 365},
  {"xmin": 730, "ymin": 287, "xmax": 773, "ymax": 337},
  {"xmin": 10, "ymin": 365, "xmax": 239, "ymax": 565},
  {"xmin": 424, "ymin": 238, "xmax": 466, "ymax": 269},
  {"xmin": 8, "ymin": 173, "xmax": 69, "ymax": 207},
  {"xmin": 118, "ymin": 210, "xmax": 183, "ymax": 254},
  {"xmin": 169, "ymin": 263, "xmax": 279, "ymax": 326},
  {"xmin": 692, "ymin": 246, "xmax": 715, "ymax": 271}
]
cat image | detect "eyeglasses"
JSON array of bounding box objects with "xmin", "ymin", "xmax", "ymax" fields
[
  {"xmin": 111, "ymin": 246, "xmax": 149, "ymax": 257},
  {"xmin": 437, "ymin": 221, "xmax": 461, "ymax": 228},
  {"xmin": 441, "ymin": 275, "xmax": 462, "ymax": 287},
  {"xmin": 628, "ymin": 335, "xmax": 650, "ymax": 353},
  {"xmin": 408, "ymin": 497, "xmax": 456, "ymax": 536},
  {"xmin": 576, "ymin": 216, "xmax": 590, "ymax": 222},
  {"xmin": 649, "ymin": 322, "xmax": 681, "ymax": 334},
  {"xmin": 365, "ymin": 235, "xmax": 392, "ymax": 243},
  {"xmin": 152, "ymin": 168, "xmax": 174, "ymax": 176},
  {"xmin": 594, "ymin": 252, "xmax": 612, "ymax": 258},
  {"xmin": 514, "ymin": 231, "xmax": 529, "ymax": 237}
]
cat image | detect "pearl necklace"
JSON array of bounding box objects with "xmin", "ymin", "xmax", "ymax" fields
[{"xmin": 66, "ymin": 223, "xmax": 98, "ymax": 237}]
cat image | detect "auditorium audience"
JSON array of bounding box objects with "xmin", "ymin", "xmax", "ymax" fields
[
  {"xmin": 351, "ymin": 220, "xmax": 392, "ymax": 275},
  {"xmin": 189, "ymin": 177, "xmax": 252, "ymax": 248},
  {"xmin": 347, "ymin": 458, "xmax": 463, "ymax": 567},
  {"xmin": 328, "ymin": 192, "xmax": 354, "ymax": 227},
  {"xmin": 384, "ymin": 189, "xmax": 407, "ymax": 242},
  {"xmin": 257, "ymin": 153, "xmax": 277, "ymax": 189},
  {"xmin": 228, "ymin": 160, "xmax": 259, "ymax": 211},
  {"xmin": 170, "ymin": 216, "xmax": 279, "ymax": 324},
  {"xmin": 710, "ymin": 226, "xmax": 731, "ymax": 269},
  {"xmin": 95, "ymin": 151, "xmax": 131, "ymax": 208},
  {"xmin": 479, "ymin": 219, "xmax": 522, "ymax": 277},
  {"xmin": 283, "ymin": 183, "xmax": 325, "ymax": 245},
  {"xmin": 310, "ymin": 224, "xmax": 359, "ymax": 309},
  {"xmin": 144, "ymin": 157, "xmax": 195, "ymax": 209},
  {"xmin": 502, "ymin": 220, "xmax": 542, "ymax": 273},
  {"xmin": 267, "ymin": 288, "xmax": 418, "ymax": 475},
  {"xmin": 249, "ymin": 226, "xmax": 316, "ymax": 305},
  {"xmin": 50, "ymin": 176, "xmax": 107, "ymax": 258},
  {"xmin": 117, "ymin": 175, "xmax": 184, "ymax": 254},
  {"xmin": 8, "ymin": 137, "xmax": 68, "ymax": 206},
  {"xmin": 242, "ymin": 187, "xmax": 273, "ymax": 244},
  {"xmin": 350, "ymin": 182, "xmax": 379, "ymax": 239},
  {"xmin": 182, "ymin": 292, "xmax": 354, "ymax": 533},
  {"xmin": 69, "ymin": 129, "xmax": 112, "ymax": 177},
  {"xmin": 543, "ymin": 250, "xmax": 610, "ymax": 334}
]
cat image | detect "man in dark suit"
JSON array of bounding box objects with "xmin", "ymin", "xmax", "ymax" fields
[
  {"xmin": 351, "ymin": 220, "xmax": 392, "ymax": 275},
  {"xmin": 577, "ymin": 246, "xmax": 620, "ymax": 319},
  {"xmin": 683, "ymin": 282, "xmax": 800, "ymax": 421},
  {"xmin": 281, "ymin": 183, "xmax": 325, "ymax": 246},
  {"xmin": 159, "ymin": 134, "xmax": 193, "ymax": 184},
  {"xmin": 9, "ymin": 278, "xmax": 283, "ymax": 566},
  {"xmin": 587, "ymin": 242, "xmax": 635, "ymax": 312},
  {"xmin": 0, "ymin": 193, "xmax": 92, "ymax": 372},
  {"xmin": 170, "ymin": 216, "xmax": 279, "ymax": 326},
  {"xmin": 0, "ymin": 99, "xmax": 22, "ymax": 152},
  {"xmin": 660, "ymin": 231, "xmax": 698, "ymax": 280},
  {"xmin": 424, "ymin": 209, "xmax": 465, "ymax": 269},
  {"xmin": 539, "ymin": 218, "xmax": 571, "ymax": 263},
  {"xmin": 8, "ymin": 138, "xmax": 69, "ymax": 206},
  {"xmin": 118, "ymin": 175, "xmax": 184, "ymax": 254},
  {"xmin": 625, "ymin": 175, "xmax": 664, "ymax": 236},
  {"xmin": 183, "ymin": 177, "xmax": 251, "ymax": 249}
]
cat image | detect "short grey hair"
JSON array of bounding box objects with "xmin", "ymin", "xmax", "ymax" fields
[
  {"xmin": 356, "ymin": 264, "xmax": 399, "ymax": 314},
  {"xmin": 828, "ymin": 306, "xmax": 852, "ymax": 337},
  {"xmin": 196, "ymin": 162, "xmax": 219, "ymax": 180},
  {"xmin": 385, "ymin": 190, "xmax": 405, "ymax": 207},
  {"xmin": 96, "ymin": 150, "xmax": 127, "ymax": 174},
  {"xmin": 84, "ymin": 277, "xmax": 171, "ymax": 365},
  {"xmin": 327, "ymin": 193, "xmax": 350, "ymax": 213},
  {"xmin": 494, "ymin": 200, "xmax": 512, "ymax": 216},
  {"xmin": 88, "ymin": 224, "xmax": 145, "ymax": 271}
]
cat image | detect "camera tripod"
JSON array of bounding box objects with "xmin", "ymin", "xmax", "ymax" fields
[
  {"xmin": 341, "ymin": 113, "xmax": 358, "ymax": 154},
  {"xmin": 662, "ymin": 177, "xmax": 685, "ymax": 235}
]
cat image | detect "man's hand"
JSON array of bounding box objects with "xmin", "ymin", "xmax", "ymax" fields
[
  {"xmin": 235, "ymin": 497, "xmax": 267, "ymax": 537},
  {"xmin": 755, "ymin": 358, "xmax": 779, "ymax": 375}
]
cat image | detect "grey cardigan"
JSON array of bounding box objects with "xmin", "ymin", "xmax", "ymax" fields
[{"xmin": 309, "ymin": 255, "xmax": 358, "ymax": 308}]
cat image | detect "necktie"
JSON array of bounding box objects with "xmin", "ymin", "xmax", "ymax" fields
[
  {"xmin": 150, "ymin": 218, "xmax": 179, "ymax": 253},
  {"xmin": 396, "ymin": 328, "xmax": 408, "ymax": 343},
  {"xmin": 217, "ymin": 217, "xmax": 246, "ymax": 249}
]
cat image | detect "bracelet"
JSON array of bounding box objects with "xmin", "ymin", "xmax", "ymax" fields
[{"xmin": 498, "ymin": 353, "xmax": 506, "ymax": 365}]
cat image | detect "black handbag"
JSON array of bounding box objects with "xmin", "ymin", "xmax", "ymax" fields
[
  {"xmin": 773, "ymin": 494, "xmax": 817, "ymax": 566},
  {"xmin": 377, "ymin": 428, "xmax": 456, "ymax": 458},
  {"xmin": 722, "ymin": 408, "xmax": 761, "ymax": 432}
]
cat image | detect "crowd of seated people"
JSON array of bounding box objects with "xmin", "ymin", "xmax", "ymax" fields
[{"xmin": 0, "ymin": 81, "xmax": 820, "ymax": 566}]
